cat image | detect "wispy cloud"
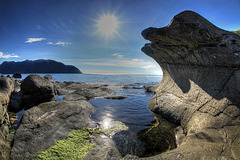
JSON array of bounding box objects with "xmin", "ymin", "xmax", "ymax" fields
[
  {"xmin": 83, "ymin": 70, "xmax": 140, "ymax": 75},
  {"xmin": 25, "ymin": 38, "xmax": 46, "ymax": 43},
  {"xmin": 133, "ymin": 59, "xmax": 144, "ymax": 62},
  {"xmin": 112, "ymin": 53, "xmax": 123, "ymax": 58},
  {"xmin": 47, "ymin": 41, "xmax": 72, "ymax": 47},
  {"xmin": 0, "ymin": 52, "xmax": 19, "ymax": 58},
  {"xmin": 78, "ymin": 58, "xmax": 159, "ymax": 70}
]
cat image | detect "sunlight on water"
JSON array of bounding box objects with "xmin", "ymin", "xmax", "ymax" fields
[{"xmin": 102, "ymin": 118, "xmax": 112, "ymax": 130}]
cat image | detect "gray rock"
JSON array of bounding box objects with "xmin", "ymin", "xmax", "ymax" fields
[
  {"xmin": 10, "ymin": 100, "xmax": 95, "ymax": 160},
  {"xmin": 83, "ymin": 135, "xmax": 122, "ymax": 160},
  {"xmin": 0, "ymin": 77, "xmax": 14, "ymax": 160},
  {"xmin": 0, "ymin": 77, "xmax": 14, "ymax": 105},
  {"xmin": 104, "ymin": 96, "xmax": 127, "ymax": 100},
  {"xmin": 43, "ymin": 75, "xmax": 52, "ymax": 81},
  {"xmin": 21, "ymin": 74, "xmax": 55, "ymax": 107},
  {"xmin": 54, "ymin": 81, "xmax": 114, "ymax": 101},
  {"xmin": 0, "ymin": 122, "xmax": 11, "ymax": 160},
  {"xmin": 140, "ymin": 10, "xmax": 240, "ymax": 159},
  {"xmin": 144, "ymin": 85, "xmax": 157, "ymax": 94},
  {"xmin": 12, "ymin": 73, "xmax": 22, "ymax": 79}
]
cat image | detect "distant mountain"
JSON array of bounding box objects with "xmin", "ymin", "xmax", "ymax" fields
[{"xmin": 0, "ymin": 59, "xmax": 82, "ymax": 74}]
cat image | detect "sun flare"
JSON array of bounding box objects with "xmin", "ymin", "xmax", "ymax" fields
[{"xmin": 96, "ymin": 13, "xmax": 120, "ymax": 39}]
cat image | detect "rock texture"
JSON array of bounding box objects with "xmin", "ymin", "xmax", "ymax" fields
[
  {"xmin": 10, "ymin": 100, "xmax": 96, "ymax": 159},
  {"xmin": 0, "ymin": 102, "xmax": 11, "ymax": 160},
  {"xmin": 10, "ymin": 78, "xmax": 118, "ymax": 160},
  {"xmin": 0, "ymin": 59, "xmax": 81, "ymax": 74},
  {"xmin": 21, "ymin": 74, "xmax": 55, "ymax": 107},
  {"xmin": 0, "ymin": 77, "xmax": 14, "ymax": 106},
  {"xmin": 54, "ymin": 81, "xmax": 114, "ymax": 101},
  {"xmin": 140, "ymin": 11, "xmax": 240, "ymax": 159},
  {"xmin": 0, "ymin": 77, "xmax": 14, "ymax": 160}
]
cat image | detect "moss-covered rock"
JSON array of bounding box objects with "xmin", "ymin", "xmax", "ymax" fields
[{"xmin": 34, "ymin": 128, "xmax": 100, "ymax": 160}]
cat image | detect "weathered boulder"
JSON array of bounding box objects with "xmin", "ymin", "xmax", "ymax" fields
[
  {"xmin": 0, "ymin": 77, "xmax": 14, "ymax": 106},
  {"xmin": 144, "ymin": 85, "xmax": 158, "ymax": 94},
  {"xmin": 43, "ymin": 74, "xmax": 52, "ymax": 81},
  {"xmin": 10, "ymin": 100, "xmax": 96, "ymax": 159},
  {"xmin": 54, "ymin": 81, "xmax": 114, "ymax": 101},
  {"xmin": 21, "ymin": 74, "xmax": 55, "ymax": 107},
  {"xmin": 0, "ymin": 102, "xmax": 11, "ymax": 160},
  {"xmin": 12, "ymin": 73, "xmax": 22, "ymax": 79},
  {"xmin": 140, "ymin": 10, "xmax": 240, "ymax": 159},
  {"xmin": 83, "ymin": 134, "xmax": 122, "ymax": 160},
  {"xmin": 0, "ymin": 77, "xmax": 14, "ymax": 160}
]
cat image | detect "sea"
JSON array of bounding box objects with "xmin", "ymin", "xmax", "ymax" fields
[{"xmin": 8, "ymin": 73, "xmax": 164, "ymax": 157}]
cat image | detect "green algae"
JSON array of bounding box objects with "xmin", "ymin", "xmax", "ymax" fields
[{"xmin": 34, "ymin": 128, "xmax": 101, "ymax": 160}]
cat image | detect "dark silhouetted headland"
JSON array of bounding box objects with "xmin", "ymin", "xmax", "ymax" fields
[{"xmin": 0, "ymin": 59, "xmax": 82, "ymax": 74}]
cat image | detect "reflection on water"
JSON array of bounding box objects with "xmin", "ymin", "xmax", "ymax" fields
[
  {"xmin": 90, "ymin": 82, "xmax": 176, "ymax": 157},
  {"xmin": 102, "ymin": 118, "xmax": 111, "ymax": 130},
  {"xmin": 10, "ymin": 109, "xmax": 25, "ymax": 131},
  {"xmin": 89, "ymin": 84, "xmax": 159, "ymax": 157},
  {"xmin": 137, "ymin": 115, "xmax": 177, "ymax": 157}
]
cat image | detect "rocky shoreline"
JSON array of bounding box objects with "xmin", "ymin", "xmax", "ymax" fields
[
  {"xmin": 0, "ymin": 74, "xmax": 124, "ymax": 160},
  {"xmin": 140, "ymin": 10, "xmax": 240, "ymax": 159},
  {"xmin": 1, "ymin": 10, "xmax": 240, "ymax": 160}
]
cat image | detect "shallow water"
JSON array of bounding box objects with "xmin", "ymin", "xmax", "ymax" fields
[{"xmin": 9, "ymin": 74, "xmax": 176, "ymax": 157}]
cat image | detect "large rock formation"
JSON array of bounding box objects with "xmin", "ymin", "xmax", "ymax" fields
[
  {"xmin": 0, "ymin": 77, "xmax": 14, "ymax": 106},
  {"xmin": 0, "ymin": 77, "xmax": 14, "ymax": 159},
  {"xmin": 0, "ymin": 59, "xmax": 82, "ymax": 74},
  {"xmin": 10, "ymin": 100, "xmax": 96, "ymax": 159},
  {"xmin": 141, "ymin": 11, "xmax": 240, "ymax": 159},
  {"xmin": 21, "ymin": 74, "xmax": 55, "ymax": 107}
]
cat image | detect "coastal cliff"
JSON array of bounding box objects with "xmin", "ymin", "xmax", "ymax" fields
[
  {"xmin": 141, "ymin": 11, "xmax": 240, "ymax": 159},
  {"xmin": 0, "ymin": 59, "xmax": 81, "ymax": 74}
]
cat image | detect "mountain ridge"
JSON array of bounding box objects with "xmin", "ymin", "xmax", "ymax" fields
[{"xmin": 0, "ymin": 59, "xmax": 82, "ymax": 74}]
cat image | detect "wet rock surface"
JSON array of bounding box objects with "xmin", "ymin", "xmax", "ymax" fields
[
  {"xmin": 0, "ymin": 77, "xmax": 15, "ymax": 160},
  {"xmin": 9, "ymin": 75, "xmax": 119, "ymax": 160},
  {"xmin": 54, "ymin": 81, "xmax": 114, "ymax": 101},
  {"xmin": 10, "ymin": 100, "xmax": 96, "ymax": 159},
  {"xmin": 0, "ymin": 77, "xmax": 14, "ymax": 106},
  {"xmin": 139, "ymin": 10, "xmax": 240, "ymax": 159},
  {"xmin": 83, "ymin": 134, "xmax": 122, "ymax": 160}
]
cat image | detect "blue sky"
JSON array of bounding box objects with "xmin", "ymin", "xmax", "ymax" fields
[{"xmin": 0, "ymin": 0, "xmax": 239, "ymax": 75}]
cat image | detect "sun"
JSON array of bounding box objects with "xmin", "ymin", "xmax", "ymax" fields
[{"xmin": 96, "ymin": 13, "xmax": 120, "ymax": 39}]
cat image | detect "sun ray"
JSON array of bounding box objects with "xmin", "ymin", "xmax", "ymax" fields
[{"xmin": 96, "ymin": 13, "xmax": 120, "ymax": 40}]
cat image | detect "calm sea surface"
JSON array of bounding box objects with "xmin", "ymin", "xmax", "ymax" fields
[{"xmin": 8, "ymin": 73, "xmax": 163, "ymax": 157}]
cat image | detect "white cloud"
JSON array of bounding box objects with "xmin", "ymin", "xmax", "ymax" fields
[
  {"xmin": 79, "ymin": 58, "xmax": 159, "ymax": 70},
  {"xmin": 61, "ymin": 58, "xmax": 163, "ymax": 75},
  {"xmin": 0, "ymin": 52, "xmax": 19, "ymax": 58},
  {"xmin": 25, "ymin": 38, "xmax": 46, "ymax": 43},
  {"xmin": 83, "ymin": 70, "xmax": 139, "ymax": 75},
  {"xmin": 133, "ymin": 59, "xmax": 144, "ymax": 62},
  {"xmin": 47, "ymin": 41, "xmax": 72, "ymax": 47},
  {"xmin": 112, "ymin": 53, "xmax": 123, "ymax": 58}
]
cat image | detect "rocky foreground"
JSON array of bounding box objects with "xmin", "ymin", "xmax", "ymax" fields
[
  {"xmin": 1, "ymin": 10, "xmax": 240, "ymax": 160},
  {"xmin": 0, "ymin": 74, "xmax": 123, "ymax": 160},
  {"xmin": 140, "ymin": 10, "xmax": 240, "ymax": 159}
]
